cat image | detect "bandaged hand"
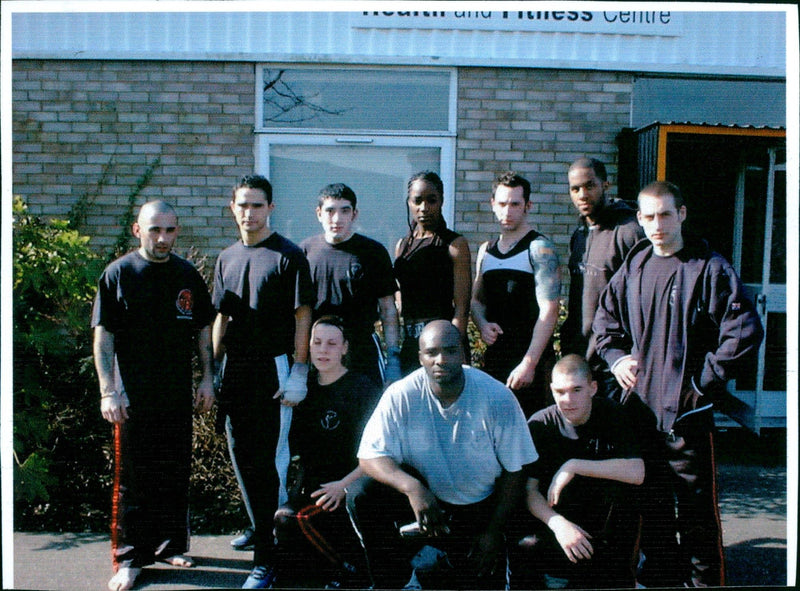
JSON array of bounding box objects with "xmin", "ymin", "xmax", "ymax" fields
[{"xmin": 281, "ymin": 362, "xmax": 308, "ymax": 405}]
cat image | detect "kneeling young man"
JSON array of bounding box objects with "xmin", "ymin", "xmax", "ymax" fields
[{"xmin": 520, "ymin": 354, "xmax": 644, "ymax": 589}]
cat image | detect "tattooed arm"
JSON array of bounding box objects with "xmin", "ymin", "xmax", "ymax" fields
[{"xmin": 506, "ymin": 237, "xmax": 561, "ymax": 391}]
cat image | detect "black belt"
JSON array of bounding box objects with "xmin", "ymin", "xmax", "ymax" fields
[{"xmin": 403, "ymin": 319, "xmax": 439, "ymax": 340}]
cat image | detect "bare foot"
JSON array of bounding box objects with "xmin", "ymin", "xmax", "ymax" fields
[
  {"xmin": 108, "ymin": 567, "xmax": 142, "ymax": 591},
  {"xmin": 160, "ymin": 555, "xmax": 195, "ymax": 568}
]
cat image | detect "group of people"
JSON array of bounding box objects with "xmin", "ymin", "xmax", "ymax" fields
[{"xmin": 93, "ymin": 157, "xmax": 764, "ymax": 591}]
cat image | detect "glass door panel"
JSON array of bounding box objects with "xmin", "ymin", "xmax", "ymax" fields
[{"xmin": 263, "ymin": 141, "xmax": 444, "ymax": 254}]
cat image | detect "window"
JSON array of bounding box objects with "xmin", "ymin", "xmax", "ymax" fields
[
  {"xmin": 258, "ymin": 67, "xmax": 453, "ymax": 133},
  {"xmin": 255, "ymin": 66, "xmax": 457, "ymax": 253}
]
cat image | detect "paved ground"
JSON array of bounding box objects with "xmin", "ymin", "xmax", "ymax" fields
[{"xmin": 10, "ymin": 428, "xmax": 790, "ymax": 590}]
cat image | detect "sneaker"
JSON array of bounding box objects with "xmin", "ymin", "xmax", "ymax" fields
[
  {"xmin": 231, "ymin": 527, "xmax": 255, "ymax": 551},
  {"xmin": 242, "ymin": 565, "xmax": 277, "ymax": 589},
  {"xmin": 325, "ymin": 562, "xmax": 360, "ymax": 589}
]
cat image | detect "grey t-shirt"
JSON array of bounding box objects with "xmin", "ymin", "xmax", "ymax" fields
[{"xmin": 358, "ymin": 366, "xmax": 537, "ymax": 505}]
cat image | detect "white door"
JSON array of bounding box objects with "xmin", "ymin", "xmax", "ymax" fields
[{"xmin": 730, "ymin": 146, "xmax": 787, "ymax": 432}]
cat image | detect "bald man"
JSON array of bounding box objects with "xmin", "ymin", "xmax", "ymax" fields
[
  {"xmin": 351, "ymin": 320, "xmax": 536, "ymax": 589},
  {"xmin": 93, "ymin": 200, "xmax": 216, "ymax": 591}
]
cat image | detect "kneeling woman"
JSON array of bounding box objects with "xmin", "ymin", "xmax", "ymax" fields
[{"xmin": 274, "ymin": 315, "xmax": 381, "ymax": 587}]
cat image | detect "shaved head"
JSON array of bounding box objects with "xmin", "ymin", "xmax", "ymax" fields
[
  {"xmin": 418, "ymin": 320, "xmax": 465, "ymax": 401},
  {"xmin": 419, "ymin": 320, "xmax": 462, "ymax": 352},
  {"xmin": 551, "ymin": 354, "xmax": 593, "ymax": 383},
  {"xmin": 138, "ymin": 200, "xmax": 177, "ymax": 225},
  {"xmin": 133, "ymin": 200, "xmax": 179, "ymax": 262}
]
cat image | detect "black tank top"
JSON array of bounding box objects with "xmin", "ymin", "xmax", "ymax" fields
[
  {"xmin": 480, "ymin": 230, "xmax": 543, "ymax": 337},
  {"xmin": 394, "ymin": 227, "xmax": 461, "ymax": 322}
]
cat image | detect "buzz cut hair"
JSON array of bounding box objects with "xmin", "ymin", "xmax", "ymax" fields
[
  {"xmin": 551, "ymin": 354, "xmax": 594, "ymax": 383},
  {"xmin": 568, "ymin": 157, "xmax": 608, "ymax": 182},
  {"xmin": 638, "ymin": 180, "xmax": 684, "ymax": 210},
  {"xmin": 138, "ymin": 200, "xmax": 177, "ymax": 222}
]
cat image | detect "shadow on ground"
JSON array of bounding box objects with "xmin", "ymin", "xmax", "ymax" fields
[
  {"xmin": 26, "ymin": 532, "xmax": 108, "ymax": 551},
  {"xmin": 132, "ymin": 556, "xmax": 252, "ymax": 590},
  {"xmin": 725, "ymin": 537, "xmax": 788, "ymax": 587}
]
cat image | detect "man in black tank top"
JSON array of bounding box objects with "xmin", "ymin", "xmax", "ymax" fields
[{"xmin": 471, "ymin": 171, "xmax": 561, "ymax": 417}]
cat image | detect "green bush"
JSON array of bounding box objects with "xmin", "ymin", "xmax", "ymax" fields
[
  {"xmin": 12, "ymin": 199, "xmax": 244, "ymax": 534},
  {"xmin": 13, "ymin": 196, "xmax": 110, "ymax": 530}
]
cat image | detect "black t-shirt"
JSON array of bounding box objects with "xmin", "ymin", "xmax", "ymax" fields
[
  {"xmin": 526, "ymin": 397, "xmax": 641, "ymax": 509},
  {"xmin": 639, "ymin": 253, "xmax": 682, "ymax": 402},
  {"xmin": 394, "ymin": 227, "xmax": 460, "ymax": 322},
  {"xmin": 213, "ymin": 233, "xmax": 314, "ymax": 358},
  {"xmin": 92, "ymin": 251, "xmax": 215, "ymax": 407},
  {"xmin": 289, "ymin": 371, "xmax": 381, "ymax": 485},
  {"xmin": 301, "ymin": 233, "xmax": 397, "ymax": 337}
]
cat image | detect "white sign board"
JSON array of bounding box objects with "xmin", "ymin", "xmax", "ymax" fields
[{"xmin": 354, "ymin": 9, "xmax": 682, "ymax": 36}]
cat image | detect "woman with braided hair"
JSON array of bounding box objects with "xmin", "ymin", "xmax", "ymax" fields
[{"xmin": 393, "ymin": 171, "xmax": 472, "ymax": 374}]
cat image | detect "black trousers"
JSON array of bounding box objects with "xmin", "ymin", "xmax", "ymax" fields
[
  {"xmin": 111, "ymin": 406, "xmax": 192, "ymax": 570},
  {"xmin": 508, "ymin": 481, "xmax": 641, "ymax": 589},
  {"xmin": 273, "ymin": 475, "xmax": 370, "ymax": 579},
  {"xmin": 347, "ymin": 332, "xmax": 384, "ymax": 388},
  {"xmin": 628, "ymin": 397, "xmax": 725, "ymax": 588},
  {"xmin": 482, "ymin": 334, "xmax": 555, "ymax": 418},
  {"xmin": 346, "ymin": 476, "xmax": 508, "ymax": 590},
  {"xmin": 222, "ymin": 354, "xmax": 283, "ymax": 568}
]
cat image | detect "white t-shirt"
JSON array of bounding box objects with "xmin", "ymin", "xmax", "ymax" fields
[{"xmin": 358, "ymin": 366, "xmax": 538, "ymax": 505}]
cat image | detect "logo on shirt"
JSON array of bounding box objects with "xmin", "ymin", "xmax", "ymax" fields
[
  {"xmin": 176, "ymin": 289, "xmax": 194, "ymax": 318},
  {"xmin": 321, "ymin": 410, "xmax": 341, "ymax": 431}
]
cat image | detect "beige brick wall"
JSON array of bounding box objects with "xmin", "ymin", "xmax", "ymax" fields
[
  {"xmin": 12, "ymin": 60, "xmax": 256, "ymax": 259},
  {"xmin": 455, "ymin": 67, "xmax": 633, "ymax": 269},
  {"xmin": 13, "ymin": 61, "xmax": 633, "ymax": 275}
]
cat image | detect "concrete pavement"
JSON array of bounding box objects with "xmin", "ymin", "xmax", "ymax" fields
[{"xmin": 10, "ymin": 429, "xmax": 790, "ymax": 590}]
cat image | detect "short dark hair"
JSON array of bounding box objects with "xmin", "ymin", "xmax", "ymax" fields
[
  {"xmin": 312, "ymin": 314, "xmax": 348, "ymax": 341},
  {"xmin": 552, "ymin": 354, "xmax": 594, "ymax": 383},
  {"xmin": 232, "ymin": 174, "xmax": 273, "ymax": 204},
  {"xmin": 638, "ymin": 181, "xmax": 684, "ymax": 210},
  {"xmin": 407, "ymin": 171, "xmax": 444, "ymax": 199},
  {"xmin": 568, "ymin": 157, "xmax": 608, "ymax": 182},
  {"xmin": 492, "ymin": 171, "xmax": 531, "ymax": 203},
  {"xmin": 318, "ymin": 183, "xmax": 357, "ymax": 209}
]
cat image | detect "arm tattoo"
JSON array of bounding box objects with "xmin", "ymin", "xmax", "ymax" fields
[{"xmin": 531, "ymin": 238, "xmax": 561, "ymax": 302}]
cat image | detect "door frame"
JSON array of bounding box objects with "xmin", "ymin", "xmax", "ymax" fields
[{"xmin": 642, "ymin": 123, "xmax": 787, "ymax": 432}]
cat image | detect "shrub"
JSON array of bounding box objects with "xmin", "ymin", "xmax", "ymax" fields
[
  {"xmin": 13, "ymin": 204, "xmax": 245, "ymax": 533},
  {"xmin": 13, "ymin": 196, "xmax": 110, "ymax": 530}
]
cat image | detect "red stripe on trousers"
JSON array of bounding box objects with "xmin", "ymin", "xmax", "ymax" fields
[
  {"xmin": 708, "ymin": 430, "xmax": 726, "ymax": 586},
  {"xmin": 296, "ymin": 504, "xmax": 341, "ymax": 566},
  {"xmin": 110, "ymin": 423, "xmax": 122, "ymax": 572}
]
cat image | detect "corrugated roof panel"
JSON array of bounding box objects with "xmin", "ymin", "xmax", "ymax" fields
[
  {"xmin": 10, "ymin": 10, "xmax": 787, "ymax": 77},
  {"xmin": 631, "ymin": 78, "xmax": 786, "ymax": 128}
]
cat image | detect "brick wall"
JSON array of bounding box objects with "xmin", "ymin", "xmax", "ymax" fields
[
  {"xmin": 12, "ymin": 60, "xmax": 256, "ymax": 258},
  {"xmin": 455, "ymin": 67, "xmax": 634, "ymax": 268},
  {"xmin": 13, "ymin": 60, "xmax": 633, "ymax": 273}
]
